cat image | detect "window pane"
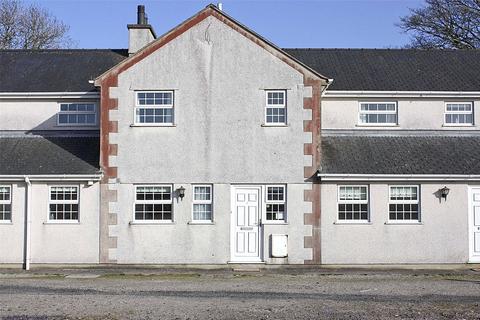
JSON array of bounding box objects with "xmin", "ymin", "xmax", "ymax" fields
[
  {"xmin": 193, "ymin": 204, "xmax": 212, "ymax": 221},
  {"xmin": 266, "ymin": 203, "xmax": 285, "ymax": 221},
  {"xmin": 136, "ymin": 186, "xmax": 171, "ymax": 201},
  {"xmin": 267, "ymin": 187, "xmax": 284, "ymax": 201},
  {"xmin": 194, "ymin": 186, "xmax": 211, "ymax": 201}
]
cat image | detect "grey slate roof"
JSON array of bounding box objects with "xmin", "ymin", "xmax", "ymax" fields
[
  {"xmin": 285, "ymin": 48, "xmax": 480, "ymax": 91},
  {"xmin": 320, "ymin": 135, "xmax": 480, "ymax": 175},
  {"xmin": 0, "ymin": 135, "xmax": 100, "ymax": 175},
  {"xmin": 2, "ymin": 48, "xmax": 480, "ymax": 92},
  {"xmin": 0, "ymin": 49, "xmax": 128, "ymax": 92}
]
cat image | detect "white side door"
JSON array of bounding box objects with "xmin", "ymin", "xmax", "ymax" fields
[
  {"xmin": 469, "ymin": 187, "xmax": 480, "ymax": 263},
  {"xmin": 231, "ymin": 187, "xmax": 262, "ymax": 262}
]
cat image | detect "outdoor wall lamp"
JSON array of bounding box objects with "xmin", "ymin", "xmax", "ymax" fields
[
  {"xmin": 177, "ymin": 186, "xmax": 186, "ymax": 200},
  {"xmin": 440, "ymin": 186, "xmax": 450, "ymax": 201}
]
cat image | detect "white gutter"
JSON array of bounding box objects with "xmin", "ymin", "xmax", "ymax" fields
[
  {"xmin": 0, "ymin": 174, "xmax": 102, "ymax": 181},
  {"xmin": 24, "ymin": 177, "xmax": 32, "ymax": 271},
  {"xmin": 321, "ymin": 79, "xmax": 334, "ymax": 97},
  {"xmin": 323, "ymin": 91, "xmax": 480, "ymax": 98},
  {"xmin": 0, "ymin": 92, "xmax": 100, "ymax": 99},
  {"xmin": 318, "ymin": 173, "xmax": 480, "ymax": 181}
]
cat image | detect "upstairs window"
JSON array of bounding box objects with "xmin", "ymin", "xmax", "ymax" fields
[
  {"xmin": 0, "ymin": 186, "xmax": 11, "ymax": 222},
  {"xmin": 359, "ymin": 102, "xmax": 397, "ymax": 125},
  {"xmin": 445, "ymin": 102, "xmax": 473, "ymax": 125},
  {"xmin": 338, "ymin": 186, "xmax": 369, "ymax": 222},
  {"xmin": 389, "ymin": 186, "xmax": 420, "ymax": 222},
  {"xmin": 49, "ymin": 186, "xmax": 79, "ymax": 221},
  {"xmin": 135, "ymin": 91, "xmax": 174, "ymax": 125},
  {"xmin": 58, "ymin": 103, "xmax": 96, "ymax": 125},
  {"xmin": 265, "ymin": 90, "xmax": 287, "ymax": 125},
  {"xmin": 192, "ymin": 185, "xmax": 213, "ymax": 222},
  {"xmin": 134, "ymin": 185, "xmax": 173, "ymax": 221}
]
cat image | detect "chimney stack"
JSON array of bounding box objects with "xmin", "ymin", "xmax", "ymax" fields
[{"xmin": 127, "ymin": 4, "xmax": 156, "ymax": 56}]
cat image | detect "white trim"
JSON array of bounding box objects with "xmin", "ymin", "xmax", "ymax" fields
[
  {"xmin": 134, "ymin": 90, "xmax": 175, "ymax": 125},
  {"xmin": 388, "ymin": 185, "xmax": 420, "ymax": 223},
  {"xmin": 324, "ymin": 91, "xmax": 480, "ymax": 98},
  {"xmin": 230, "ymin": 185, "xmax": 263, "ymax": 263},
  {"xmin": 444, "ymin": 101, "xmax": 474, "ymax": 126},
  {"xmin": 264, "ymin": 184, "xmax": 287, "ymax": 223},
  {"xmin": 318, "ymin": 174, "xmax": 480, "ymax": 181},
  {"xmin": 47, "ymin": 185, "xmax": 80, "ymax": 223},
  {"xmin": 192, "ymin": 184, "xmax": 213, "ymax": 223},
  {"xmin": 57, "ymin": 102, "xmax": 97, "ymax": 127},
  {"xmin": 0, "ymin": 185, "xmax": 12, "ymax": 223},
  {"xmin": 133, "ymin": 184, "xmax": 173, "ymax": 223},
  {"xmin": 337, "ymin": 185, "xmax": 369, "ymax": 223},
  {"xmin": 264, "ymin": 90, "xmax": 287, "ymax": 125},
  {"xmin": 358, "ymin": 101, "xmax": 397, "ymax": 126},
  {"xmin": 0, "ymin": 92, "xmax": 99, "ymax": 99},
  {"xmin": 0, "ymin": 175, "xmax": 102, "ymax": 181},
  {"xmin": 468, "ymin": 187, "xmax": 480, "ymax": 263}
]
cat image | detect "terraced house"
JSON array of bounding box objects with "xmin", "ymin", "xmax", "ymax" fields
[{"xmin": 1, "ymin": 4, "xmax": 479, "ymax": 268}]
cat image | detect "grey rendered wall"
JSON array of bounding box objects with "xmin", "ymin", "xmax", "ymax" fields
[
  {"xmin": 322, "ymin": 98, "xmax": 480, "ymax": 130},
  {"xmin": 321, "ymin": 182, "xmax": 473, "ymax": 264},
  {"xmin": 0, "ymin": 181, "xmax": 100, "ymax": 264},
  {"xmin": 0, "ymin": 99, "xmax": 99, "ymax": 131},
  {"xmin": 108, "ymin": 16, "xmax": 312, "ymax": 264},
  {"xmin": 0, "ymin": 183, "xmax": 25, "ymax": 264}
]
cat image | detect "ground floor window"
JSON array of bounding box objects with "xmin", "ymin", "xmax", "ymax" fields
[
  {"xmin": 265, "ymin": 185, "xmax": 286, "ymax": 221},
  {"xmin": 192, "ymin": 185, "xmax": 213, "ymax": 222},
  {"xmin": 337, "ymin": 185, "xmax": 369, "ymax": 221},
  {"xmin": 389, "ymin": 186, "xmax": 420, "ymax": 221},
  {"xmin": 0, "ymin": 185, "xmax": 11, "ymax": 221},
  {"xmin": 49, "ymin": 186, "xmax": 79, "ymax": 221},
  {"xmin": 134, "ymin": 185, "xmax": 172, "ymax": 221}
]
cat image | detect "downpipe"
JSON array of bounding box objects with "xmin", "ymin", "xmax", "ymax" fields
[{"xmin": 24, "ymin": 176, "xmax": 32, "ymax": 270}]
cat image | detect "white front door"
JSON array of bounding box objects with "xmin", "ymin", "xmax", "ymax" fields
[
  {"xmin": 231, "ymin": 187, "xmax": 262, "ymax": 262},
  {"xmin": 469, "ymin": 187, "xmax": 480, "ymax": 262}
]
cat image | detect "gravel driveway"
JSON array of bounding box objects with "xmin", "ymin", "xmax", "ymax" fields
[{"xmin": 0, "ymin": 268, "xmax": 479, "ymax": 319}]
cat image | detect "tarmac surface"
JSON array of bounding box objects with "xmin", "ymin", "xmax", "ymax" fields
[{"xmin": 0, "ymin": 266, "xmax": 479, "ymax": 319}]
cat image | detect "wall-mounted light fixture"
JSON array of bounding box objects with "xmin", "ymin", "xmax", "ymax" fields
[
  {"xmin": 177, "ymin": 186, "xmax": 186, "ymax": 200},
  {"xmin": 440, "ymin": 186, "xmax": 450, "ymax": 201}
]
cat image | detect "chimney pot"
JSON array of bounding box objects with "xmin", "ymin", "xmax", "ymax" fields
[{"xmin": 137, "ymin": 5, "xmax": 146, "ymax": 25}]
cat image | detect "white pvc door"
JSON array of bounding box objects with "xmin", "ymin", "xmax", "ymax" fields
[
  {"xmin": 470, "ymin": 188, "xmax": 480, "ymax": 262},
  {"xmin": 231, "ymin": 187, "xmax": 261, "ymax": 262}
]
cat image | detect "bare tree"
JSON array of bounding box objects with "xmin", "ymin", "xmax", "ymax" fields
[
  {"xmin": 399, "ymin": 0, "xmax": 480, "ymax": 49},
  {"xmin": 0, "ymin": 0, "xmax": 72, "ymax": 49}
]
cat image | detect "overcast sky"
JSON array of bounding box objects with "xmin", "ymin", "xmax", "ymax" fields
[{"xmin": 26, "ymin": 0, "xmax": 425, "ymax": 49}]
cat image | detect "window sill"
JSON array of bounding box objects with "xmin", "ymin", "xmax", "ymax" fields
[
  {"xmin": 355, "ymin": 124, "xmax": 399, "ymax": 128},
  {"xmin": 262, "ymin": 222, "xmax": 288, "ymax": 225},
  {"xmin": 187, "ymin": 221, "xmax": 215, "ymax": 225},
  {"xmin": 0, "ymin": 221, "xmax": 13, "ymax": 225},
  {"xmin": 442, "ymin": 124, "xmax": 474, "ymax": 127},
  {"xmin": 130, "ymin": 124, "xmax": 176, "ymax": 127},
  {"xmin": 334, "ymin": 221, "xmax": 372, "ymax": 225},
  {"xmin": 129, "ymin": 221, "xmax": 175, "ymax": 225},
  {"xmin": 43, "ymin": 221, "xmax": 80, "ymax": 225},
  {"xmin": 56, "ymin": 125, "xmax": 98, "ymax": 128},
  {"xmin": 261, "ymin": 124, "xmax": 289, "ymax": 127},
  {"xmin": 385, "ymin": 221, "xmax": 423, "ymax": 225}
]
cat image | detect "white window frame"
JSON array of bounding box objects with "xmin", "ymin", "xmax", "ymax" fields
[
  {"xmin": 264, "ymin": 185, "xmax": 287, "ymax": 223},
  {"xmin": 48, "ymin": 185, "xmax": 80, "ymax": 223},
  {"xmin": 388, "ymin": 185, "xmax": 421, "ymax": 224},
  {"xmin": 191, "ymin": 184, "xmax": 214, "ymax": 223},
  {"xmin": 265, "ymin": 90, "xmax": 287, "ymax": 126},
  {"xmin": 358, "ymin": 102, "xmax": 397, "ymax": 126},
  {"xmin": 133, "ymin": 184, "xmax": 173, "ymax": 224},
  {"xmin": 57, "ymin": 102, "xmax": 97, "ymax": 126},
  {"xmin": 134, "ymin": 91, "xmax": 175, "ymax": 126},
  {"xmin": 444, "ymin": 102, "xmax": 474, "ymax": 126},
  {"xmin": 337, "ymin": 185, "xmax": 369, "ymax": 223},
  {"xmin": 0, "ymin": 185, "xmax": 12, "ymax": 223}
]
